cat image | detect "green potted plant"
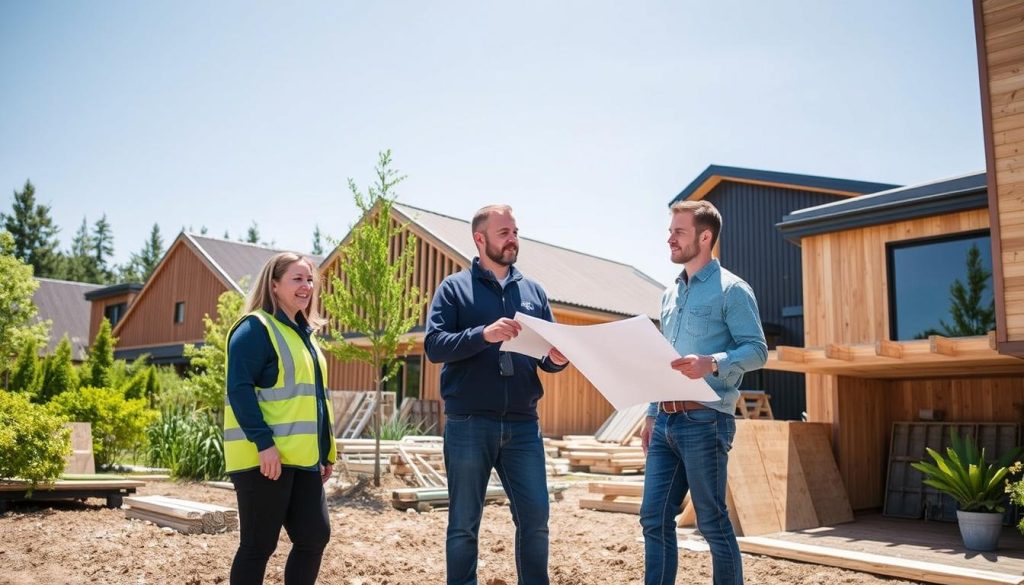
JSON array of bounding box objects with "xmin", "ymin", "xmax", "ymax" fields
[{"xmin": 910, "ymin": 429, "xmax": 1019, "ymax": 552}]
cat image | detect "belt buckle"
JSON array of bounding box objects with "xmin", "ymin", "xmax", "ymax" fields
[{"xmin": 661, "ymin": 401, "xmax": 680, "ymax": 414}]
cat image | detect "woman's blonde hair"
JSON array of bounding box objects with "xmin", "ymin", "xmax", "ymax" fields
[{"xmin": 244, "ymin": 252, "xmax": 326, "ymax": 331}]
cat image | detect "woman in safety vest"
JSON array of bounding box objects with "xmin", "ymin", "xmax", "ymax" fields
[{"xmin": 224, "ymin": 251, "xmax": 336, "ymax": 585}]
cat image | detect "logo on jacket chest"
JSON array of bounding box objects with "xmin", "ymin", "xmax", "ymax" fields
[{"xmin": 521, "ymin": 301, "xmax": 535, "ymax": 312}]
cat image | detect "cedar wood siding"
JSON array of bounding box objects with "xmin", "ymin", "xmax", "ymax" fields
[{"xmin": 113, "ymin": 240, "xmax": 230, "ymax": 349}]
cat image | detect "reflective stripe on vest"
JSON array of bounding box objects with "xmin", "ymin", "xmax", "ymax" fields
[{"xmin": 222, "ymin": 310, "xmax": 336, "ymax": 473}]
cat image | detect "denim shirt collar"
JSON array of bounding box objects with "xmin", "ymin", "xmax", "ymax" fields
[
  {"xmin": 676, "ymin": 258, "xmax": 721, "ymax": 286},
  {"xmin": 472, "ymin": 257, "xmax": 523, "ymax": 286}
]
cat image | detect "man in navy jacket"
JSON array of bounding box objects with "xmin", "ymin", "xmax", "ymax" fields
[{"xmin": 425, "ymin": 204, "xmax": 568, "ymax": 585}]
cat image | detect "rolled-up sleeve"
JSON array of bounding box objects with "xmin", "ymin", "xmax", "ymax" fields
[{"xmin": 714, "ymin": 282, "xmax": 768, "ymax": 379}]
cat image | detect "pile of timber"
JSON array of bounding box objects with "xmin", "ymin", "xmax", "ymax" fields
[
  {"xmin": 335, "ymin": 435, "xmax": 443, "ymax": 474},
  {"xmin": 550, "ymin": 436, "xmax": 645, "ymax": 474},
  {"xmin": 124, "ymin": 495, "xmax": 238, "ymax": 534},
  {"xmin": 392, "ymin": 482, "xmax": 570, "ymax": 512},
  {"xmin": 576, "ymin": 421, "xmax": 855, "ymax": 538}
]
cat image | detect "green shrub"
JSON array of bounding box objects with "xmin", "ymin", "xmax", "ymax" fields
[
  {"xmin": 48, "ymin": 386, "xmax": 154, "ymax": 468},
  {"xmin": 372, "ymin": 416, "xmax": 430, "ymax": 440},
  {"xmin": 0, "ymin": 390, "xmax": 71, "ymax": 486},
  {"xmin": 146, "ymin": 407, "xmax": 224, "ymax": 480}
]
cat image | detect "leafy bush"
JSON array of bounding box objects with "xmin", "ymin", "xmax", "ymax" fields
[
  {"xmin": 147, "ymin": 407, "xmax": 225, "ymax": 480},
  {"xmin": 0, "ymin": 390, "xmax": 71, "ymax": 486},
  {"xmin": 48, "ymin": 386, "xmax": 154, "ymax": 468},
  {"xmin": 372, "ymin": 416, "xmax": 429, "ymax": 440}
]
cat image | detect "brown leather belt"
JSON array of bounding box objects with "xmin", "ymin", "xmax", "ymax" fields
[{"xmin": 659, "ymin": 400, "xmax": 711, "ymax": 414}]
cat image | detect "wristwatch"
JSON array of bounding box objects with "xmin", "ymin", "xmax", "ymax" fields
[{"xmin": 710, "ymin": 356, "xmax": 719, "ymax": 376}]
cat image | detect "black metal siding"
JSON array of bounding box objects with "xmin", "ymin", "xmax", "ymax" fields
[{"xmin": 705, "ymin": 183, "xmax": 849, "ymax": 420}]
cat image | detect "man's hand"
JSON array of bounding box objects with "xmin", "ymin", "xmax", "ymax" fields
[
  {"xmin": 547, "ymin": 347, "xmax": 568, "ymax": 366},
  {"xmin": 258, "ymin": 445, "xmax": 282, "ymax": 480},
  {"xmin": 320, "ymin": 463, "xmax": 334, "ymax": 485},
  {"xmin": 641, "ymin": 416, "xmax": 655, "ymax": 455},
  {"xmin": 483, "ymin": 317, "xmax": 522, "ymax": 343},
  {"xmin": 670, "ymin": 354, "xmax": 714, "ymax": 379}
]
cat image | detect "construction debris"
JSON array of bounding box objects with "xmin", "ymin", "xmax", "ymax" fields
[{"xmin": 124, "ymin": 495, "xmax": 238, "ymax": 534}]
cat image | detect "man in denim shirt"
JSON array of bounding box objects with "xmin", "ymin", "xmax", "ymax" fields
[{"xmin": 640, "ymin": 200, "xmax": 767, "ymax": 585}]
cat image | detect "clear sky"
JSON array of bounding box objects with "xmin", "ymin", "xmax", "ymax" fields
[{"xmin": 0, "ymin": 1, "xmax": 983, "ymax": 287}]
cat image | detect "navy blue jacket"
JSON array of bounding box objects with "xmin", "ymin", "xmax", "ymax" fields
[{"xmin": 424, "ymin": 258, "xmax": 567, "ymax": 419}]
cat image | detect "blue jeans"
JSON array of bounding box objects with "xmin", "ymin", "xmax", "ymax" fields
[
  {"xmin": 443, "ymin": 415, "xmax": 550, "ymax": 585},
  {"xmin": 640, "ymin": 409, "xmax": 741, "ymax": 585}
]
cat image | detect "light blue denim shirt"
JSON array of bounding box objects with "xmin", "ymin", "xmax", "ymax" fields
[{"xmin": 647, "ymin": 259, "xmax": 768, "ymax": 417}]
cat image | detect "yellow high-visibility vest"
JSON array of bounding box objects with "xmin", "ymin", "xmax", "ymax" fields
[{"xmin": 223, "ymin": 310, "xmax": 336, "ymax": 473}]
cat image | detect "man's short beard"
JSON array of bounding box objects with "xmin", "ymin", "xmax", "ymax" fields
[{"xmin": 485, "ymin": 238, "xmax": 518, "ymax": 266}]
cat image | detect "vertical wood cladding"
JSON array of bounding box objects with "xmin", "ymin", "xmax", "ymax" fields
[{"xmin": 115, "ymin": 243, "xmax": 229, "ymax": 349}]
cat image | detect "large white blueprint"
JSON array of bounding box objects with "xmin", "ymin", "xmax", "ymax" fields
[{"xmin": 500, "ymin": 312, "xmax": 717, "ymax": 410}]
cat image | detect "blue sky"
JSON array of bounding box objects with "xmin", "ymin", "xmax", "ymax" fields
[{"xmin": 0, "ymin": 1, "xmax": 983, "ymax": 286}]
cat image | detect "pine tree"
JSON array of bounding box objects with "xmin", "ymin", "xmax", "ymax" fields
[
  {"xmin": 9, "ymin": 338, "xmax": 41, "ymax": 396},
  {"xmin": 91, "ymin": 214, "xmax": 115, "ymax": 283},
  {"xmin": 312, "ymin": 224, "xmax": 324, "ymax": 256},
  {"xmin": 121, "ymin": 223, "xmax": 163, "ymax": 282},
  {"xmin": 1, "ymin": 180, "xmax": 62, "ymax": 277},
  {"xmin": 244, "ymin": 221, "xmax": 260, "ymax": 244},
  {"xmin": 84, "ymin": 318, "xmax": 116, "ymax": 388},
  {"xmin": 38, "ymin": 334, "xmax": 78, "ymax": 402},
  {"xmin": 939, "ymin": 244, "xmax": 997, "ymax": 337},
  {"xmin": 62, "ymin": 218, "xmax": 103, "ymax": 283}
]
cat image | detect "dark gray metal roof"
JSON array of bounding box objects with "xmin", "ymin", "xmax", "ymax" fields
[
  {"xmin": 33, "ymin": 278, "xmax": 102, "ymax": 360},
  {"xmin": 187, "ymin": 234, "xmax": 324, "ymax": 292},
  {"xmin": 777, "ymin": 172, "xmax": 987, "ymax": 243},
  {"xmin": 393, "ymin": 203, "xmax": 664, "ymax": 319},
  {"xmin": 83, "ymin": 282, "xmax": 143, "ymax": 301},
  {"xmin": 669, "ymin": 164, "xmax": 899, "ymax": 206}
]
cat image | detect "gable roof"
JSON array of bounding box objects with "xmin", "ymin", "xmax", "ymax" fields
[
  {"xmin": 391, "ymin": 203, "xmax": 664, "ymax": 319},
  {"xmin": 777, "ymin": 171, "xmax": 987, "ymax": 243},
  {"xmin": 33, "ymin": 278, "xmax": 102, "ymax": 359},
  {"xmin": 669, "ymin": 164, "xmax": 900, "ymax": 205}
]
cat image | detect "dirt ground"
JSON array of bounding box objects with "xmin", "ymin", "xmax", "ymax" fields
[{"xmin": 0, "ymin": 472, "xmax": 920, "ymax": 585}]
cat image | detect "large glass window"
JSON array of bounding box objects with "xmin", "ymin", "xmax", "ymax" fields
[
  {"xmin": 887, "ymin": 231, "xmax": 994, "ymax": 340},
  {"xmin": 382, "ymin": 355, "xmax": 423, "ymax": 403}
]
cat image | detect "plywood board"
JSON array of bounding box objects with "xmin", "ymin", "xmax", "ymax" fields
[{"xmin": 751, "ymin": 421, "xmax": 819, "ymax": 531}]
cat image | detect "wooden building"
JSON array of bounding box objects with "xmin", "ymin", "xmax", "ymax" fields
[
  {"xmin": 320, "ymin": 203, "xmax": 664, "ymax": 437},
  {"xmin": 110, "ymin": 233, "xmax": 312, "ymax": 366},
  {"xmin": 85, "ymin": 283, "xmax": 143, "ymax": 341},
  {"xmin": 668, "ymin": 165, "xmax": 897, "ymax": 420},
  {"xmin": 771, "ymin": 171, "xmax": 1024, "ymax": 511}
]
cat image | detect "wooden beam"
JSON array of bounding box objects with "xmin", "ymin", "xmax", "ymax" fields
[
  {"xmin": 989, "ymin": 330, "xmax": 998, "ymax": 350},
  {"xmin": 776, "ymin": 345, "xmax": 810, "ymax": 363},
  {"xmin": 737, "ymin": 536, "xmax": 1024, "ymax": 585},
  {"xmin": 930, "ymin": 336, "xmax": 957, "ymax": 356},
  {"xmin": 824, "ymin": 344, "xmax": 855, "ymax": 361},
  {"xmin": 875, "ymin": 339, "xmax": 904, "ymax": 359}
]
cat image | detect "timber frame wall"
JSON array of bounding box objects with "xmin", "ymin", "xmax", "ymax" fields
[
  {"xmin": 802, "ymin": 209, "xmax": 1024, "ymax": 510},
  {"xmin": 319, "ymin": 210, "xmax": 619, "ymax": 437}
]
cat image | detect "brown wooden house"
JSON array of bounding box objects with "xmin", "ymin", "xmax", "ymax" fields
[
  {"xmin": 110, "ymin": 233, "xmax": 314, "ymax": 366},
  {"xmin": 319, "ymin": 203, "xmax": 665, "ymax": 437}
]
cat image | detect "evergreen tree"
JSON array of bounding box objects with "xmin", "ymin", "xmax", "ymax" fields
[
  {"xmin": 38, "ymin": 334, "xmax": 78, "ymax": 401},
  {"xmin": 84, "ymin": 318, "xmax": 116, "ymax": 388},
  {"xmin": 121, "ymin": 223, "xmax": 163, "ymax": 282},
  {"xmin": 0, "ymin": 231, "xmax": 49, "ymax": 375},
  {"xmin": 184, "ymin": 290, "xmax": 245, "ymax": 420},
  {"xmin": 1, "ymin": 180, "xmax": 62, "ymax": 277},
  {"xmin": 91, "ymin": 214, "xmax": 115, "ymax": 283},
  {"xmin": 312, "ymin": 224, "xmax": 324, "ymax": 255},
  {"xmin": 62, "ymin": 217, "xmax": 104, "ymax": 283},
  {"xmin": 244, "ymin": 221, "xmax": 260, "ymax": 244},
  {"xmin": 9, "ymin": 338, "xmax": 41, "ymax": 396},
  {"xmin": 223, "ymin": 230, "xmax": 230, "ymax": 239},
  {"xmin": 939, "ymin": 244, "xmax": 997, "ymax": 337}
]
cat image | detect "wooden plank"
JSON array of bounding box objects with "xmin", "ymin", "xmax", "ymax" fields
[
  {"xmin": 790, "ymin": 423, "xmax": 854, "ymax": 526},
  {"xmin": 737, "ymin": 536, "xmax": 1024, "ymax": 585},
  {"xmin": 125, "ymin": 508, "xmax": 204, "ymax": 534},
  {"xmin": 578, "ymin": 497, "xmax": 641, "ymax": 514},
  {"xmin": 726, "ymin": 421, "xmax": 782, "ymax": 535},
  {"xmin": 752, "ymin": 422, "xmax": 819, "ymax": 531}
]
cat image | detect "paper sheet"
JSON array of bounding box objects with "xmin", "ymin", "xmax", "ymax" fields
[{"xmin": 501, "ymin": 312, "xmax": 718, "ymax": 410}]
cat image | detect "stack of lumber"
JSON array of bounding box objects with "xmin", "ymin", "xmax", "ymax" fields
[
  {"xmin": 336, "ymin": 435, "xmax": 443, "ymax": 474},
  {"xmin": 392, "ymin": 444, "xmax": 447, "ymax": 487},
  {"xmin": 561, "ymin": 441, "xmax": 645, "ymax": 474},
  {"xmin": 330, "ymin": 390, "xmax": 397, "ymax": 439},
  {"xmin": 593, "ymin": 404, "xmax": 649, "ymax": 444},
  {"xmin": 391, "ymin": 482, "xmax": 571, "ymax": 512},
  {"xmin": 124, "ymin": 495, "xmax": 238, "ymax": 534},
  {"xmin": 578, "ymin": 481, "xmax": 645, "ymax": 514},
  {"xmin": 576, "ymin": 421, "xmax": 854, "ymax": 538}
]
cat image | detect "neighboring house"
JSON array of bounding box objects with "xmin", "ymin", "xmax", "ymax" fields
[
  {"xmin": 32, "ymin": 278, "xmax": 102, "ymax": 361},
  {"xmin": 320, "ymin": 203, "xmax": 665, "ymax": 437},
  {"xmin": 110, "ymin": 233, "xmax": 320, "ymax": 367},
  {"xmin": 668, "ymin": 165, "xmax": 898, "ymax": 420},
  {"xmin": 770, "ymin": 171, "xmax": 1024, "ymax": 511},
  {"xmin": 85, "ymin": 282, "xmax": 143, "ymax": 341}
]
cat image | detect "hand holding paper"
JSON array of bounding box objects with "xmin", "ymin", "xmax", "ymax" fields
[{"xmin": 500, "ymin": 312, "xmax": 717, "ymax": 410}]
